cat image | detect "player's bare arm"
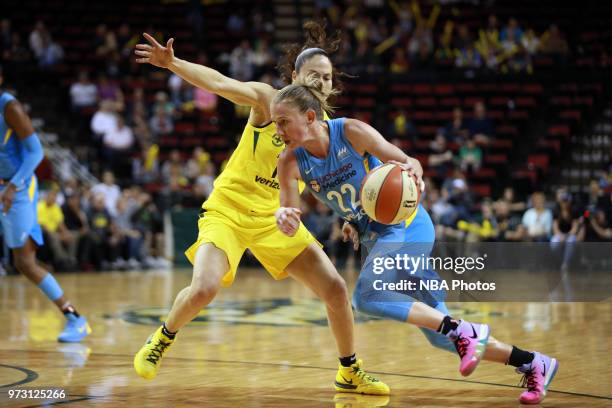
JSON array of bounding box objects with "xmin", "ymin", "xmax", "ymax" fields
[
  {"xmin": 343, "ymin": 118, "xmax": 423, "ymax": 183},
  {"xmin": 135, "ymin": 33, "xmax": 277, "ymax": 126},
  {"xmin": 275, "ymin": 149, "xmax": 302, "ymax": 236}
]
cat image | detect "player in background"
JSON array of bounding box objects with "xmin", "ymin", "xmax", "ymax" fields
[{"xmin": 0, "ymin": 65, "xmax": 91, "ymax": 342}]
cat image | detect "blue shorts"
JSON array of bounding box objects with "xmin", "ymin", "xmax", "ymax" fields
[
  {"xmin": 357, "ymin": 204, "xmax": 447, "ymax": 311},
  {"xmin": 0, "ymin": 178, "xmax": 43, "ymax": 249}
]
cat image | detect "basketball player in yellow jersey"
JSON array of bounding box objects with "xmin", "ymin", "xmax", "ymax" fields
[{"xmin": 133, "ymin": 23, "xmax": 389, "ymax": 395}]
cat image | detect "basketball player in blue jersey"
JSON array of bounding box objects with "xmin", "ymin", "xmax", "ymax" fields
[
  {"xmin": 272, "ymin": 79, "xmax": 558, "ymax": 405},
  {"xmin": 0, "ymin": 66, "xmax": 90, "ymax": 342}
]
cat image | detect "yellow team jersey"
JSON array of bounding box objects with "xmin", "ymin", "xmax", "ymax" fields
[
  {"xmin": 204, "ymin": 120, "xmax": 283, "ymax": 215},
  {"xmin": 204, "ymin": 113, "xmax": 328, "ymax": 216}
]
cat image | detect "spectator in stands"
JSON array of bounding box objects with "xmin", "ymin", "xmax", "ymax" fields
[
  {"xmin": 252, "ymin": 38, "xmax": 275, "ymax": 75},
  {"xmin": 90, "ymin": 170, "xmax": 121, "ymax": 216},
  {"xmin": 481, "ymin": 14, "xmax": 501, "ymax": 47},
  {"xmin": 161, "ymin": 150, "xmax": 187, "ymax": 185},
  {"xmin": 540, "ymin": 24, "xmax": 569, "ymax": 61},
  {"xmin": 186, "ymin": 147, "xmax": 211, "ymax": 181},
  {"xmin": 28, "ymin": 20, "xmax": 47, "ymax": 60},
  {"xmin": 97, "ymin": 73, "xmax": 124, "ymax": 111},
  {"xmin": 457, "ymin": 200, "xmax": 498, "ymax": 242},
  {"xmin": 132, "ymin": 141, "xmax": 160, "ymax": 184},
  {"xmin": 162, "ymin": 168, "xmax": 189, "ymax": 209},
  {"xmin": 427, "ymin": 186, "xmax": 456, "ymax": 227},
  {"xmin": 5, "ymin": 33, "xmax": 30, "ymax": 64},
  {"xmin": 114, "ymin": 195, "xmax": 144, "ymax": 269},
  {"xmin": 227, "ymin": 12, "xmax": 245, "ymax": 36},
  {"xmin": 116, "ymin": 23, "xmax": 133, "ymax": 60},
  {"xmin": 459, "ymin": 137, "xmax": 482, "ymax": 173},
  {"xmin": 453, "ymin": 24, "xmax": 472, "ymax": 51},
  {"xmin": 455, "ymin": 41, "xmax": 482, "ymax": 70},
  {"xmin": 442, "ymin": 167, "xmax": 473, "ymax": 222},
  {"xmin": 492, "ymin": 199, "xmax": 523, "ymax": 241},
  {"xmin": 128, "ymin": 190, "xmax": 166, "ymax": 268},
  {"xmin": 87, "ymin": 194, "xmax": 119, "ymax": 270},
  {"xmin": 521, "ymin": 28, "xmax": 540, "ymax": 56},
  {"xmin": 551, "ymin": 193, "xmax": 582, "ymax": 270},
  {"xmin": 500, "ymin": 17, "xmax": 523, "ymax": 43},
  {"xmin": 102, "ymin": 115, "xmax": 135, "ymax": 179},
  {"xmin": 522, "ymin": 192, "xmax": 552, "ymax": 241},
  {"xmin": 168, "ymin": 73, "xmax": 193, "ymax": 109},
  {"xmin": 37, "ymin": 188, "xmax": 75, "ymax": 270},
  {"xmin": 389, "ymin": 0, "xmax": 413, "ymax": 34},
  {"xmin": 468, "ymin": 101, "xmax": 494, "ymax": 145},
  {"xmin": 585, "ymin": 209, "xmax": 612, "ymax": 241},
  {"xmin": 127, "ymin": 87, "xmax": 148, "ymax": 126},
  {"xmin": 1, "ymin": 19, "xmax": 12, "ymax": 58},
  {"xmin": 495, "ymin": 186, "xmax": 526, "ymax": 214},
  {"xmin": 229, "ymin": 39, "xmax": 255, "ymax": 81},
  {"xmin": 428, "ymin": 132, "xmax": 454, "ymax": 179},
  {"xmin": 388, "ymin": 110, "xmax": 418, "ymax": 144},
  {"xmin": 149, "ymin": 105, "xmax": 174, "ymax": 137},
  {"xmin": 194, "ymin": 161, "xmax": 216, "ymax": 201},
  {"xmin": 152, "ymin": 91, "xmax": 175, "ymax": 117},
  {"xmin": 91, "ymin": 100, "xmax": 117, "ymax": 140},
  {"xmin": 444, "ymin": 107, "xmax": 469, "ymax": 143},
  {"xmin": 37, "ymin": 32, "xmax": 63, "ymax": 69},
  {"xmin": 62, "ymin": 192, "xmax": 92, "ymax": 269},
  {"xmin": 390, "ymin": 47, "xmax": 410, "ymax": 74},
  {"xmin": 408, "ymin": 22, "xmax": 433, "ymax": 57},
  {"xmin": 70, "ymin": 71, "xmax": 98, "ymax": 111},
  {"xmin": 585, "ymin": 179, "xmax": 609, "ymax": 213},
  {"xmin": 93, "ymin": 24, "xmax": 117, "ymax": 60}
]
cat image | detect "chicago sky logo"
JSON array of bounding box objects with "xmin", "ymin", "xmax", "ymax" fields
[{"xmin": 337, "ymin": 146, "xmax": 349, "ymax": 160}]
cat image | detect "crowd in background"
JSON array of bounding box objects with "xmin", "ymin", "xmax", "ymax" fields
[{"xmin": 0, "ymin": 2, "xmax": 610, "ymax": 273}]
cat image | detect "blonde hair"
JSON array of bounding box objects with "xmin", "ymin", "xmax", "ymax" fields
[{"xmin": 273, "ymin": 74, "xmax": 338, "ymax": 120}]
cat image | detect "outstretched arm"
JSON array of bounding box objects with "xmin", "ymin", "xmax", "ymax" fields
[
  {"xmin": 275, "ymin": 149, "xmax": 302, "ymax": 237},
  {"xmin": 135, "ymin": 33, "xmax": 276, "ymax": 116}
]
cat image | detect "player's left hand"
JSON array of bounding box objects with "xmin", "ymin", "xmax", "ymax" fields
[{"xmin": 0, "ymin": 183, "xmax": 16, "ymax": 215}]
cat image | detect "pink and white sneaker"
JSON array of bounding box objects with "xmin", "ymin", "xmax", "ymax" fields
[
  {"xmin": 453, "ymin": 321, "xmax": 490, "ymax": 376},
  {"xmin": 517, "ymin": 352, "xmax": 559, "ymax": 405}
]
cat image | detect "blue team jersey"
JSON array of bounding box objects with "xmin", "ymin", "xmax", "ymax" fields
[
  {"xmin": 0, "ymin": 92, "xmax": 29, "ymax": 185},
  {"xmin": 293, "ymin": 117, "xmax": 384, "ymax": 235}
]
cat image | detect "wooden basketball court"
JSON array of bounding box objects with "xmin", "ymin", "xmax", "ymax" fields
[{"xmin": 0, "ymin": 268, "xmax": 610, "ymax": 407}]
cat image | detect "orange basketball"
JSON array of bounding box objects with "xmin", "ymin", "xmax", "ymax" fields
[{"xmin": 359, "ymin": 163, "xmax": 421, "ymax": 224}]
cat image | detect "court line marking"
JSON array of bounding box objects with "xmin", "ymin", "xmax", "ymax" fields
[
  {"xmin": 1, "ymin": 349, "xmax": 610, "ymax": 401},
  {"xmin": 0, "ymin": 363, "xmax": 38, "ymax": 389}
]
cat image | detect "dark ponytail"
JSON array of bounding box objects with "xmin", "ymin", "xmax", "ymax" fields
[{"xmin": 277, "ymin": 20, "xmax": 349, "ymax": 93}]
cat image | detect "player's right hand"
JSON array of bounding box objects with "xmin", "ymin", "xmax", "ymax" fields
[
  {"xmin": 0, "ymin": 183, "xmax": 16, "ymax": 215},
  {"xmin": 135, "ymin": 33, "xmax": 174, "ymax": 68},
  {"xmin": 341, "ymin": 221, "xmax": 359, "ymax": 251},
  {"xmin": 275, "ymin": 207, "xmax": 301, "ymax": 237}
]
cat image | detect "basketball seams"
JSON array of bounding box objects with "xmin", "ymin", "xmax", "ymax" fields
[{"xmin": 374, "ymin": 164, "xmax": 403, "ymax": 224}]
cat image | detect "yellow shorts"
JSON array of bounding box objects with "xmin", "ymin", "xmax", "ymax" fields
[{"xmin": 184, "ymin": 205, "xmax": 319, "ymax": 287}]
